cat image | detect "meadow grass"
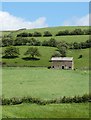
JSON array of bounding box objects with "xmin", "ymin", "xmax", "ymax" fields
[
  {"xmin": 2, "ymin": 67, "xmax": 89, "ymax": 99},
  {"xmin": 2, "ymin": 103, "xmax": 89, "ymax": 118},
  {"xmin": 2, "ymin": 46, "xmax": 89, "ymax": 69}
]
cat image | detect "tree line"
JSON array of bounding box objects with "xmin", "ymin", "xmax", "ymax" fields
[
  {"xmin": 1, "ymin": 36, "xmax": 91, "ymax": 50},
  {"xmin": 16, "ymin": 28, "xmax": 90, "ymax": 37}
]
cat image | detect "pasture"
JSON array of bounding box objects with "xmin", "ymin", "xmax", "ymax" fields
[
  {"xmin": 2, "ymin": 67, "xmax": 89, "ymax": 99},
  {"xmin": 2, "ymin": 46, "xmax": 89, "ymax": 69},
  {"xmin": 2, "ymin": 103, "xmax": 89, "ymax": 118},
  {"xmin": 1, "ymin": 26, "xmax": 90, "ymax": 118}
]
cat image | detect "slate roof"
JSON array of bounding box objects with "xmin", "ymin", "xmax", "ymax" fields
[{"xmin": 51, "ymin": 57, "xmax": 73, "ymax": 61}]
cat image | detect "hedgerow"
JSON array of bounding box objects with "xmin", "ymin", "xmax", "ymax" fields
[{"xmin": 1, "ymin": 94, "xmax": 91, "ymax": 105}]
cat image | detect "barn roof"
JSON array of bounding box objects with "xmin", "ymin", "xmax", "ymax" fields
[{"xmin": 51, "ymin": 57, "xmax": 73, "ymax": 61}]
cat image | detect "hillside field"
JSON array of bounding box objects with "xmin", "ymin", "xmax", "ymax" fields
[
  {"xmin": 2, "ymin": 46, "xmax": 89, "ymax": 69},
  {"xmin": 1, "ymin": 26, "xmax": 90, "ymax": 119},
  {"xmin": 1, "ymin": 26, "xmax": 89, "ymax": 43}
]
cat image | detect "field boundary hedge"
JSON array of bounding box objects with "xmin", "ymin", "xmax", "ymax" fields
[{"xmin": 1, "ymin": 94, "xmax": 91, "ymax": 105}]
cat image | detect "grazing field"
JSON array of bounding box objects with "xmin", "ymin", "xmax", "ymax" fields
[
  {"xmin": 2, "ymin": 103, "xmax": 89, "ymax": 118},
  {"xmin": 1, "ymin": 26, "xmax": 90, "ymax": 119},
  {"xmin": 2, "ymin": 46, "xmax": 89, "ymax": 69},
  {"xmin": 2, "ymin": 67, "xmax": 89, "ymax": 99}
]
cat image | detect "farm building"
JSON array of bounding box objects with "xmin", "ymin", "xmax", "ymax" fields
[{"xmin": 51, "ymin": 57, "xmax": 74, "ymax": 70}]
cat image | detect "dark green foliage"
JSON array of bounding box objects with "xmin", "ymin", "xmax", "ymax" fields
[
  {"xmin": 27, "ymin": 38, "xmax": 41, "ymax": 46},
  {"xmin": 14, "ymin": 37, "xmax": 28, "ymax": 46},
  {"xmin": 3, "ymin": 46, "xmax": 20, "ymax": 58},
  {"xmin": 70, "ymin": 29, "xmax": 84, "ymax": 35},
  {"xmin": 56, "ymin": 29, "xmax": 90, "ymax": 36},
  {"xmin": 43, "ymin": 31, "xmax": 52, "ymax": 37},
  {"xmin": 33, "ymin": 31, "xmax": 42, "ymax": 37},
  {"xmin": 52, "ymin": 51, "xmax": 61, "ymax": 57},
  {"xmin": 48, "ymin": 38, "xmax": 57, "ymax": 47},
  {"xmin": 56, "ymin": 30, "xmax": 70, "ymax": 36},
  {"xmin": 17, "ymin": 32, "xmax": 30, "ymax": 37},
  {"xmin": 24, "ymin": 47, "xmax": 41, "ymax": 58},
  {"xmin": 1, "ymin": 94, "xmax": 90, "ymax": 105},
  {"xmin": 78, "ymin": 54, "xmax": 83, "ymax": 59},
  {"xmin": 2, "ymin": 37, "xmax": 14, "ymax": 47},
  {"xmin": 57, "ymin": 42, "xmax": 68, "ymax": 57},
  {"xmin": 42, "ymin": 40, "xmax": 49, "ymax": 46}
]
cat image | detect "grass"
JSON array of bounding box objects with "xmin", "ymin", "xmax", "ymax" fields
[
  {"xmin": 2, "ymin": 67, "xmax": 89, "ymax": 99},
  {"xmin": 2, "ymin": 103, "xmax": 89, "ymax": 118},
  {"xmin": 2, "ymin": 46, "xmax": 89, "ymax": 69}
]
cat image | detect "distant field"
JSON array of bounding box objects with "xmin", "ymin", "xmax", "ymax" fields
[
  {"xmin": 14, "ymin": 35, "xmax": 88, "ymax": 43},
  {"xmin": 2, "ymin": 103, "xmax": 89, "ymax": 118},
  {"xmin": 1, "ymin": 26, "xmax": 89, "ymax": 43},
  {"xmin": 2, "ymin": 46, "xmax": 89, "ymax": 69},
  {"xmin": 2, "ymin": 67, "xmax": 89, "ymax": 99}
]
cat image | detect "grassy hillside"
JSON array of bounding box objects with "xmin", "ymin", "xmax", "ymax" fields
[
  {"xmin": 2, "ymin": 103, "xmax": 89, "ymax": 118},
  {"xmin": 2, "ymin": 46, "xmax": 89, "ymax": 69},
  {"xmin": 2, "ymin": 67, "xmax": 89, "ymax": 99},
  {"xmin": 2, "ymin": 26, "xmax": 88, "ymax": 36},
  {"xmin": 1, "ymin": 26, "xmax": 89, "ymax": 43}
]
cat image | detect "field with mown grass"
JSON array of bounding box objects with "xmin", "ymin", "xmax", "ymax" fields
[{"xmin": 2, "ymin": 103, "xmax": 89, "ymax": 118}]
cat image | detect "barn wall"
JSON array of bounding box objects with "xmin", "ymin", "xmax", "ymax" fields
[{"xmin": 51, "ymin": 61, "xmax": 74, "ymax": 70}]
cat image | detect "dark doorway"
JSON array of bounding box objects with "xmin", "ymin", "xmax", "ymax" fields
[{"xmin": 62, "ymin": 66, "xmax": 64, "ymax": 69}]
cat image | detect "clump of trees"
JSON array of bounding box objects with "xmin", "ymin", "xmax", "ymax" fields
[{"xmin": 56, "ymin": 28, "xmax": 91, "ymax": 36}]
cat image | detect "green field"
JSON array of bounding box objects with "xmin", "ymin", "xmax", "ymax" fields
[
  {"xmin": 2, "ymin": 67, "xmax": 89, "ymax": 99},
  {"xmin": 2, "ymin": 103, "xmax": 89, "ymax": 118},
  {"xmin": 2, "ymin": 67, "xmax": 89, "ymax": 118},
  {"xmin": 1, "ymin": 26, "xmax": 89, "ymax": 44},
  {"xmin": 1, "ymin": 26, "xmax": 90, "ymax": 119},
  {"xmin": 2, "ymin": 46, "xmax": 89, "ymax": 69}
]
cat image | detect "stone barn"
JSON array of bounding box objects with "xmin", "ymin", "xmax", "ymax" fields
[{"xmin": 51, "ymin": 57, "xmax": 74, "ymax": 70}]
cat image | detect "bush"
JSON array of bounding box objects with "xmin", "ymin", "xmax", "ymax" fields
[
  {"xmin": 56, "ymin": 30, "xmax": 69, "ymax": 36},
  {"xmin": 47, "ymin": 66, "xmax": 51, "ymax": 69},
  {"xmin": 33, "ymin": 32, "xmax": 42, "ymax": 37},
  {"xmin": 78, "ymin": 54, "xmax": 83, "ymax": 59},
  {"xmin": 17, "ymin": 32, "xmax": 29, "ymax": 37},
  {"xmin": 2, "ymin": 38, "xmax": 14, "ymax": 47},
  {"xmin": 43, "ymin": 31, "xmax": 52, "ymax": 37},
  {"xmin": 70, "ymin": 29, "xmax": 84, "ymax": 35}
]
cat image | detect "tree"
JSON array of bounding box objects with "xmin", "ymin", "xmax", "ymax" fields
[
  {"xmin": 48, "ymin": 38, "xmax": 57, "ymax": 47},
  {"xmin": 43, "ymin": 31, "xmax": 52, "ymax": 37},
  {"xmin": 58, "ymin": 46, "xmax": 67, "ymax": 57},
  {"xmin": 17, "ymin": 32, "xmax": 29, "ymax": 37},
  {"xmin": 2, "ymin": 37, "xmax": 13, "ymax": 47},
  {"xmin": 33, "ymin": 32, "xmax": 42, "ymax": 37},
  {"xmin": 3, "ymin": 46, "xmax": 20, "ymax": 58},
  {"xmin": 24, "ymin": 47, "xmax": 41, "ymax": 58},
  {"xmin": 52, "ymin": 51, "xmax": 61, "ymax": 57},
  {"xmin": 57, "ymin": 42, "xmax": 67, "ymax": 57}
]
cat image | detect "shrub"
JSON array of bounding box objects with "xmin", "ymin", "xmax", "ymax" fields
[
  {"xmin": 78, "ymin": 54, "xmax": 83, "ymax": 59},
  {"xmin": 43, "ymin": 31, "xmax": 52, "ymax": 37},
  {"xmin": 33, "ymin": 32, "xmax": 42, "ymax": 37},
  {"xmin": 2, "ymin": 38, "xmax": 14, "ymax": 47}
]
